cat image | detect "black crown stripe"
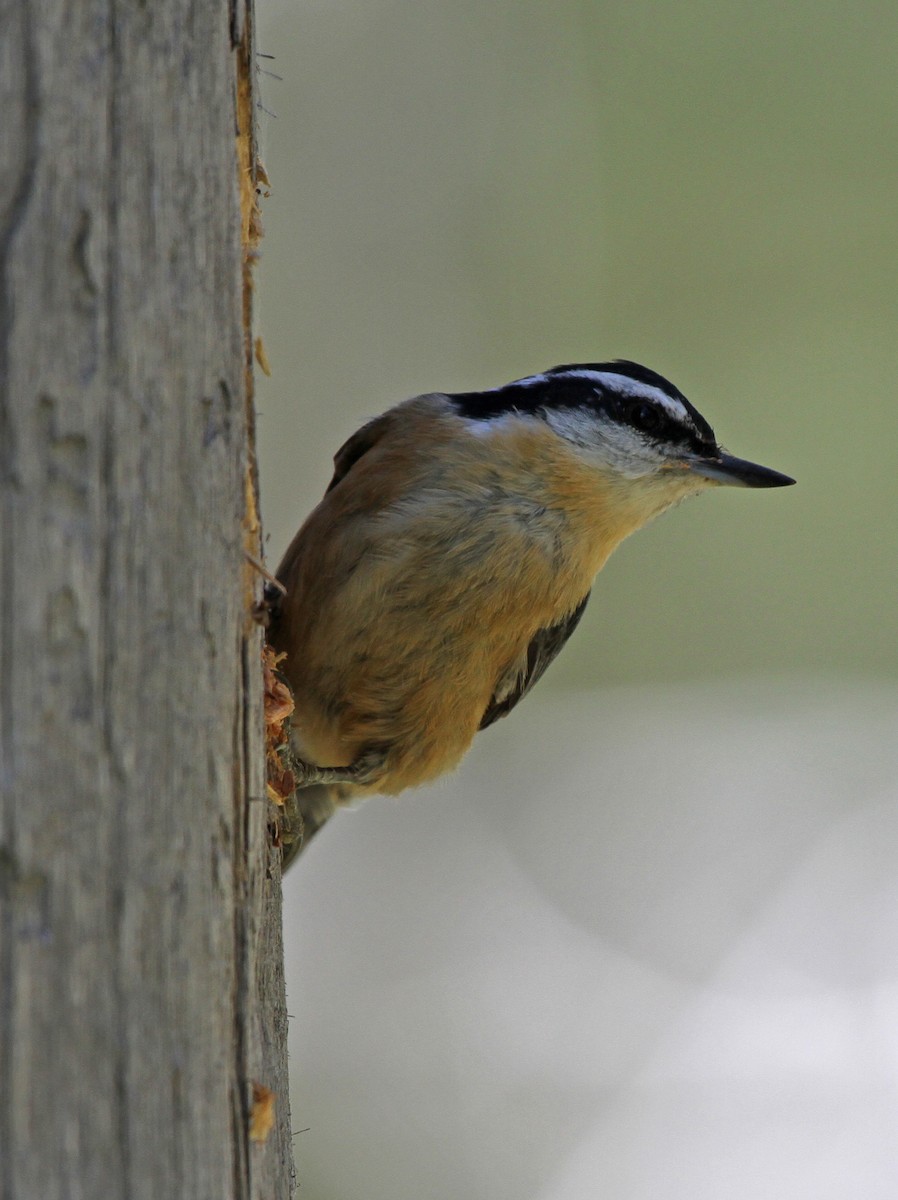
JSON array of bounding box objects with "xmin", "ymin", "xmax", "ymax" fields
[{"xmin": 447, "ymin": 361, "xmax": 717, "ymax": 453}]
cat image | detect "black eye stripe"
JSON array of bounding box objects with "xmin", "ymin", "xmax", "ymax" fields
[
  {"xmin": 595, "ymin": 390, "xmax": 671, "ymax": 438},
  {"xmin": 448, "ymin": 365, "xmax": 719, "ymax": 456},
  {"xmin": 622, "ymin": 399, "xmax": 666, "ymax": 435}
]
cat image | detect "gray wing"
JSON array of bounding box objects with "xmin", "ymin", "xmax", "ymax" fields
[
  {"xmin": 325, "ymin": 412, "xmax": 393, "ymax": 494},
  {"xmin": 479, "ymin": 592, "xmax": 591, "ymax": 731}
]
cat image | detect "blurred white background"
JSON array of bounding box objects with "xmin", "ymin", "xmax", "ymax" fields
[
  {"xmin": 283, "ymin": 685, "xmax": 898, "ymax": 1199},
  {"xmin": 254, "ymin": 1, "xmax": 898, "ymax": 1195}
]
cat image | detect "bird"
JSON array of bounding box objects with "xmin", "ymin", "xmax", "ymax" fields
[{"xmin": 267, "ymin": 360, "xmax": 794, "ymax": 865}]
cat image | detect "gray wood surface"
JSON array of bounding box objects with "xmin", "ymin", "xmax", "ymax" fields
[{"xmin": 0, "ymin": 1, "xmax": 294, "ymax": 1195}]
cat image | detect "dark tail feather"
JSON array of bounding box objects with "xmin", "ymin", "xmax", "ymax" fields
[{"xmin": 280, "ymin": 783, "xmax": 339, "ymax": 871}]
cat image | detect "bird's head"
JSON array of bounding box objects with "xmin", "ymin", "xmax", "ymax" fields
[{"xmin": 449, "ymin": 360, "xmax": 794, "ymax": 517}]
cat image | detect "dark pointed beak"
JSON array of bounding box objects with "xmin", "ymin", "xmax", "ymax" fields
[{"xmin": 686, "ymin": 452, "xmax": 796, "ymax": 489}]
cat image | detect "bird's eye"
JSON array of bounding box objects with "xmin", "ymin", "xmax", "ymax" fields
[{"xmin": 627, "ymin": 402, "xmax": 665, "ymax": 436}]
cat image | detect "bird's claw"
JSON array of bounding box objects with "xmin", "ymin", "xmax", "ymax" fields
[{"xmin": 286, "ymin": 746, "xmax": 387, "ymax": 789}]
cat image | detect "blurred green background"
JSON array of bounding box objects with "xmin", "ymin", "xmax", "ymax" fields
[
  {"xmin": 256, "ymin": 0, "xmax": 896, "ymax": 687},
  {"xmin": 254, "ymin": 6, "xmax": 898, "ymax": 1197}
]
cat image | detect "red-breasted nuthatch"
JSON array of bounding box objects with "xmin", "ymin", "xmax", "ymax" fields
[{"xmin": 268, "ymin": 361, "xmax": 794, "ymax": 863}]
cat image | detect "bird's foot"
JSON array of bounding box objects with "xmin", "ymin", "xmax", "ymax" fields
[{"xmin": 286, "ymin": 746, "xmax": 387, "ymax": 789}]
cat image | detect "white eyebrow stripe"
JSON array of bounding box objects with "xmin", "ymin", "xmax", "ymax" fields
[{"xmin": 508, "ymin": 369, "xmax": 696, "ymax": 430}]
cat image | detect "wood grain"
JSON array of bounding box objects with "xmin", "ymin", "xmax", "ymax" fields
[{"xmin": 0, "ymin": 2, "xmax": 294, "ymax": 1195}]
